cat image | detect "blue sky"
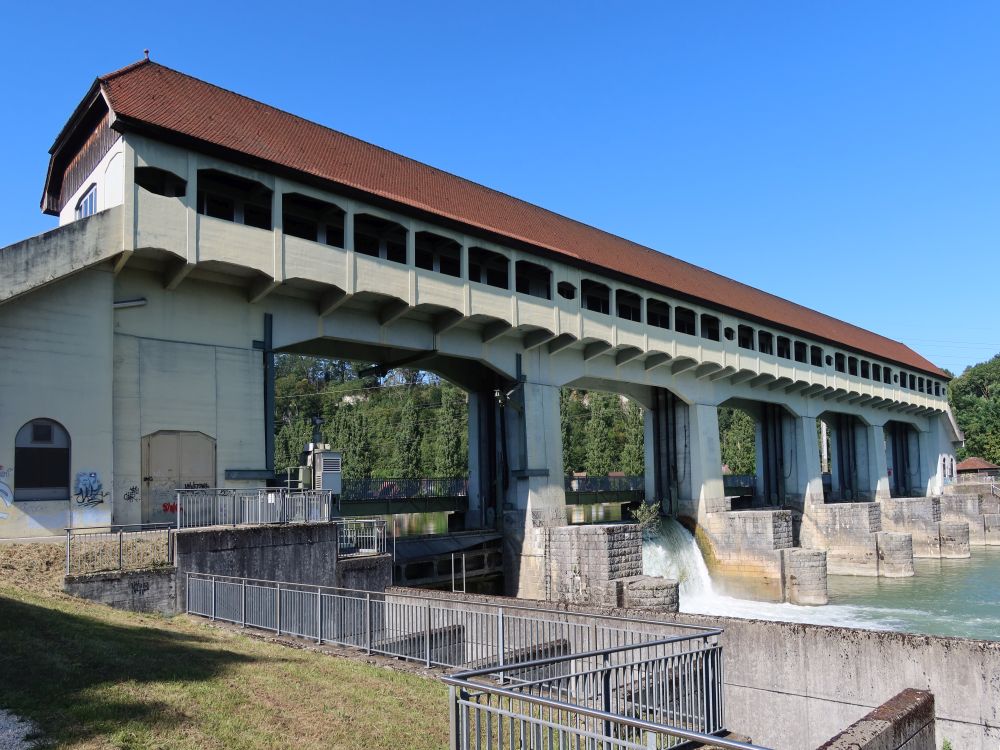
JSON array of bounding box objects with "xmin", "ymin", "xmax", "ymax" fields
[{"xmin": 2, "ymin": 2, "xmax": 997, "ymax": 374}]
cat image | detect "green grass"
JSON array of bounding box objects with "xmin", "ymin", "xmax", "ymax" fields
[{"xmin": 0, "ymin": 545, "xmax": 449, "ymax": 749}]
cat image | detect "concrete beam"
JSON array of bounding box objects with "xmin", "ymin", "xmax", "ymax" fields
[
  {"xmin": 768, "ymin": 376, "xmax": 793, "ymax": 391},
  {"xmin": 547, "ymin": 333, "xmax": 577, "ymax": 355},
  {"xmin": 729, "ymin": 369, "xmax": 757, "ymax": 386},
  {"xmin": 482, "ymin": 321, "xmax": 512, "ymax": 344},
  {"xmin": 583, "ymin": 342, "xmax": 612, "ymax": 361},
  {"xmin": 318, "ymin": 288, "xmax": 348, "ymax": 317},
  {"xmin": 708, "ymin": 366, "xmax": 737, "ymax": 382},
  {"xmin": 248, "ymin": 276, "xmax": 279, "ymax": 304},
  {"xmin": 163, "ymin": 259, "xmax": 195, "ymax": 291},
  {"xmin": 378, "ymin": 299, "xmax": 410, "ymax": 326},
  {"xmin": 749, "ymin": 373, "xmax": 776, "ymax": 388},
  {"xmin": 784, "ymin": 380, "xmax": 810, "ymax": 394},
  {"xmin": 695, "ymin": 362, "xmax": 722, "ymax": 380},
  {"xmin": 643, "ymin": 352, "xmax": 672, "ymax": 371},
  {"xmin": 801, "ymin": 383, "xmax": 826, "ymax": 397},
  {"xmin": 523, "ymin": 329, "xmax": 557, "ymax": 351},
  {"xmin": 432, "ymin": 310, "xmax": 465, "ymax": 335},
  {"xmin": 113, "ymin": 249, "xmax": 133, "ymax": 274},
  {"xmin": 671, "ymin": 357, "xmax": 698, "ymax": 375},
  {"xmin": 615, "ymin": 346, "xmax": 644, "ymax": 367}
]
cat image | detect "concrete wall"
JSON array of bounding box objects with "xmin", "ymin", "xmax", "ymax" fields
[
  {"xmin": 174, "ymin": 523, "xmax": 392, "ymax": 604},
  {"xmin": 63, "ymin": 567, "xmax": 176, "ymax": 615},
  {"xmin": 817, "ymin": 690, "xmax": 935, "ymax": 750},
  {"xmin": 880, "ymin": 497, "xmax": 970, "ymax": 558}
]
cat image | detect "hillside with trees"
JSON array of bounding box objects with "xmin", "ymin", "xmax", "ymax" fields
[{"xmin": 949, "ymin": 354, "xmax": 1000, "ymax": 463}]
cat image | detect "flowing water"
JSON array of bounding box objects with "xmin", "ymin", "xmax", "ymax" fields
[{"xmin": 643, "ymin": 518, "xmax": 1000, "ymax": 640}]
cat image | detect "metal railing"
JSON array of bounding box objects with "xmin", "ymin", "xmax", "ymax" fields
[
  {"xmin": 446, "ymin": 645, "xmax": 765, "ymax": 750},
  {"xmin": 992, "ymin": 483, "xmax": 1000, "ymax": 501},
  {"xmin": 565, "ymin": 476, "xmax": 645, "ymax": 493},
  {"xmin": 174, "ymin": 488, "xmax": 334, "ymax": 528},
  {"xmin": 956, "ymin": 472, "xmax": 1000, "ymax": 485},
  {"xmin": 65, "ymin": 524, "xmax": 174, "ymax": 575},
  {"xmin": 341, "ymin": 477, "xmax": 468, "ymax": 502},
  {"xmin": 333, "ymin": 518, "xmax": 388, "ymax": 558}
]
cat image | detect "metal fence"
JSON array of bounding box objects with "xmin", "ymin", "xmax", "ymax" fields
[
  {"xmin": 65, "ymin": 524, "xmax": 174, "ymax": 575},
  {"xmin": 956, "ymin": 472, "xmax": 1000, "ymax": 485},
  {"xmin": 341, "ymin": 477, "xmax": 468, "ymax": 502},
  {"xmin": 565, "ymin": 476, "xmax": 645, "ymax": 493},
  {"xmin": 333, "ymin": 518, "xmax": 388, "ymax": 558},
  {"xmin": 174, "ymin": 488, "xmax": 334, "ymax": 528},
  {"xmin": 185, "ymin": 573, "xmax": 737, "ymax": 749},
  {"xmin": 446, "ymin": 643, "xmax": 763, "ymax": 750}
]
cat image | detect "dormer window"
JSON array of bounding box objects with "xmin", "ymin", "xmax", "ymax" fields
[{"xmin": 75, "ymin": 185, "xmax": 97, "ymax": 219}]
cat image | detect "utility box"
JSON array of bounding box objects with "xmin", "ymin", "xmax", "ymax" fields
[{"xmin": 307, "ymin": 443, "xmax": 342, "ymax": 494}]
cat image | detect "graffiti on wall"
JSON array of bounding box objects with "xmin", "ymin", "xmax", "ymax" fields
[
  {"xmin": 123, "ymin": 486, "xmax": 140, "ymax": 503},
  {"xmin": 0, "ymin": 465, "xmax": 13, "ymax": 520},
  {"xmin": 74, "ymin": 471, "xmax": 109, "ymax": 508}
]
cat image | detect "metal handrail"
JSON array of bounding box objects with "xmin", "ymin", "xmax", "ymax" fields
[
  {"xmin": 444, "ymin": 677, "xmax": 768, "ymax": 750},
  {"xmin": 65, "ymin": 523, "xmax": 175, "ymax": 575},
  {"xmin": 184, "ymin": 572, "xmax": 720, "ymax": 635}
]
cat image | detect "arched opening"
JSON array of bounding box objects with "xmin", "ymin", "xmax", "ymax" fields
[
  {"xmin": 581, "ymin": 279, "xmax": 610, "ymax": 314},
  {"xmin": 197, "ymin": 169, "xmax": 272, "ymax": 229},
  {"xmin": 14, "ymin": 419, "xmax": 70, "ymax": 501},
  {"xmin": 718, "ymin": 400, "xmax": 796, "ymax": 509},
  {"xmin": 354, "ymin": 213, "xmax": 407, "ymax": 264},
  {"xmin": 135, "ymin": 166, "xmax": 187, "ymax": 197},
  {"xmin": 282, "ymin": 193, "xmax": 345, "ymax": 247},
  {"xmin": 468, "ymin": 247, "xmax": 509, "ymax": 289},
  {"xmin": 415, "ymin": 231, "xmax": 461, "ymax": 277},
  {"xmin": 885, "ymin": 420, "xmax": 920, "ymax": 497},
  {"xmin": 514, "ymin": 260, "xmax": 551, "ymax": 299},
  {"xmin": 817, "ymin": 412, "xmax": 870, "ymax": 501}
]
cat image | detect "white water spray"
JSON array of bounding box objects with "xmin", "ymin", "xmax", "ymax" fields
[{"xmin": 642, "ymin": 518, "xmax": 919, "ymax": 630}]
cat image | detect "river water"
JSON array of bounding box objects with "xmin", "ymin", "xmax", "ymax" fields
[{"xmin": 643, "ymin": 519, "xmax": 1000, "ymax": 641}]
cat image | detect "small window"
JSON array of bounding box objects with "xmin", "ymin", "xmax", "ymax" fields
[
  {"xmin": 758, "ymin": 331, "xmax": 774, "ymax": 355},
  {"xmin": 582, "ymin": 280, "xmax": 610, "ymax": 314},
  {"xmin": 469, "ymin": 247, "xmax": 509, "ymax": 289},
  {"xmin": 909, "ymin": 374, "xmax": 916, "ymax": 390},
  {"xmin": 557, "ymin": 282, "xmax": 576, "ymax": 300},
  {"xmin": 917, "ymin": 377, "xmax": 925, "ymax": 393},
  {"xmin": 825, "ymin": 355, "xmax": 833, "ymax": 366},
  {"xmin": 860, "ymin": 361, "xmax": 870, "ymax": 379},
  {"xmin": 197, "ymin": 169, "xmax": 272, "ymax": 229},
  {"xmin": 415, "ymin": 231, "xmax": 461, "ymax": 278},
  {"xmin": 776, "ymin": 336, "xmax": 791, "ymax": 359},
  {"xmin": 515, "ymin": 261, "xmax": 551, "ymax": 299},
  {"xmin": 616, "ymin": 290, "xmax": 642, "ymax": 322},
  {"xmin": 725, "ymin": 327, "xmax": 736, "ymax": 342},
  {"xmin": 354, "ymin": 213, "xmax": 407, "ymax": 264},
  {"xmin": 75, "ymin": 185, "xmax": 98, "ymax": 219},
  {"xmin": 243, "ymin": 204, "xmax": 271, "ymax": 230},
  {"xmin": 934, "ymin": 382, "xmax": 941, "ymax": 396},
  {"xmin": 32, "ymin": 423, "xmax": 53, "ymax": 443},
  {"xmin": 738, "ymin": 325, "xmax": 755, "ymax": 350},
  {"xmin": 135, "ymin": 166, "xmax": 187, "ymax": 198},
  {"xmin": 283, "ymin": 193, "xmax": 345, "ymax": 247},
  {"xmin": 794, "ymin": 341, "xmax": 808, "ymax": 363},
  {"xmin": 883, "ymin": 368, "xmax": 892, "ymax": 384},
  {"xmin": 701, "ymin": 315, "xmax": 720, "ymax": 342},
  {"xmin": 675, "ymin": 307, "xmax": 696, "ymax": 335},
  {"xmin": 872, "ymin": 364, "xmax": 882, "ymax": 382},
  {"xmin": 848, "ymin": 357, "xmax": 858, "ymax": 376},
  {"xmin": 834, "ymin": 353, "xmax": 846, "ymax": 373},
  {"xmin": 810, "ymin": 346, "xmax": 823, "ymax": 367},
  {"xmin": 647, "ymin": 299, "xmax": 670, "ymax": 329}
]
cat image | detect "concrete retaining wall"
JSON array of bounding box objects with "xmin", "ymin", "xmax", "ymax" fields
[
  {"xmin": 875, "ymin": 532, "xmax": 914, "ymax": 577},
  {"xmin": 800, "ymin": 502, "xmax": 892, "ymax": 577},
  {"xmin": 63, "ymin": 567, "xmax": 176, "ymax": 615},
  {"xmin": 781, "ymin": 549, "xmax": 827, "ymax": 605},
  {"xmin": 879, "ymin": 498, "xmax": 970, "ymax": 558},
  {"xmin": 939, "ymin": 493, "xmax": 1000, "ymax": 545},
  {"xmin": 817, "ymin": 689, "xmax": 935, "ymax": 750}
]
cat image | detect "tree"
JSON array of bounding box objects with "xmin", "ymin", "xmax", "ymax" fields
[
  {"xmin": 719, "ymin": 407, "xmax": 756, "ymax": 475},
  {"xmin": 392, "ymin": 396, "xmax": 423, "ymax": 478},
  {"xmin": 434, "ymin": 384, "xmax": 468, "ymax": 477},
  {"xmin": 585, "ymin": 392, "xmax": 620, "ymax": 476},
  {"xmin": 620, "ymin": 400, "xmax": 645, "ymax": 475},
  {"xmin": 560, "ymin": 390, "xmax": 590, "ymax": 474},
  {"xmin": 950, "ymin": 355, "xmax": 1000, "ymax": 464}
]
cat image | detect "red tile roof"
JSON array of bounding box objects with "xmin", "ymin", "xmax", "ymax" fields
[
  {"xmin": 85, "ymin": 60, "xmax": 946, "ymax": 377},
  {"xmin": 956, "ymin": 457, "xmax": 999, "ymax": 472}
]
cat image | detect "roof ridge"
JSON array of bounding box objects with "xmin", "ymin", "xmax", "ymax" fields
[{"xmin": 99, "ymin": 57, "xmax": 152, "ymax": 83}]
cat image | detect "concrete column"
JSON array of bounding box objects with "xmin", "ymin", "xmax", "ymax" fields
[
  {"xmin": 687, "ymin": 403, "xmax": 725, "ymax": 521},
  {"xmin": 917, "ymin": 429, "xmax": 938, "ymax": 496},
  {"xmin": 466, "ymin": 391, "xmax": 485, "ymax": 530},
  {"xmin": 828, "ymin": 422, "xmax": 841, "ymax": 498},
  {"xmin": 502, "ymin": 380, "xmax": 566, "ymax": 598},
  {"xmin": 853, "ymin": 420, "xmax": 870, "ymax": 500},
  {"xmin": 867, "ymin": 424, "xmax": 891, "ymax": 499},
  {"xmin": 753, "ymin": 420, "xmax": 765, "ymax": 500},
  {"xmin": 643, "ymin": 408, "xmax": 656, "ymax": 505},
  {"xmin": 792, "ymin": 415, "xmax": 824, "ymax": 508}
]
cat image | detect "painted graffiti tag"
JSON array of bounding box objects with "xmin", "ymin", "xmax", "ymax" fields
[
  {"xmin": 73, "ymin": 471, "xmax": 108, "ymax": 508},
  {"xmin": 183, "ymin": 482, "xmax": 209, "ymax": 490},
  {"xmin": 130, "ymin": 580, "xmax": 151, "ymax": 596},
  {"xmin": 0, "ymin": 479, "xmax": 11, "ymax": 521},
  {"xmin": 162, "ymin": 502, "xmax": 178, "ymax": 514},
  {"xmin": 123, "ymin": 486, "xmax": 140, "ymax": 503}
]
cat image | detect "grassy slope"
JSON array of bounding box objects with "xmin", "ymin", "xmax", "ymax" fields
[{"xmin": 0, "ymin": 545, "xmax": 449, "ymax": 750}]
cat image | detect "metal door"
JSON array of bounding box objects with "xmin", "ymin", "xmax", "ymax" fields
[{"xmin": 141, "ymin": 431, "xmax": 216, "ymax": 523}]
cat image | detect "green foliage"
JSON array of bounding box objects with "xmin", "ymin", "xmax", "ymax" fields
[
  {"xmin": 585, "ymin": 392, "xmax": 621, "ymax": 476},
  {"xmin": 630, "ymin": 501, "xmax": 661, "ymax": 538},
  {"xmin": 941, "ymin": 739, "xmax": 953, "ymax": 750},
  {"xmin": 719, "ymin": 407, "xmax": 756, "ymax": 474},
  {"xmin": 949, "ymin": 354, "xmax": 1000, "ymax": 464}
]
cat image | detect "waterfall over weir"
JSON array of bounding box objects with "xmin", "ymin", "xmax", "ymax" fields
[{"xmin": 641, "ymin": 518, "xmax": 913, "ymax": 631}]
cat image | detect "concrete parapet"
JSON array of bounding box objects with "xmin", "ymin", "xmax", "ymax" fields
[
  {"xmin": 816, "ymin": 689, "xmax": 935, "ymax": 750},
  {"xmin": 63, "ymin": 567, "xmax": 177, "ymax": 615},
  {"xmin": 621, "ymin": 575, "xmax": 679, "ymax": 611},
  {"xmin": 939, "ymin": 493, "xmax": 999, "ymax": 545},
  {"xmin": 875, "ymin": 532, "xmax": 914, "ymax": 577},
  {"xmin": 879, "ymin": 498, "xmax": 945, "ymax": 558},
  {"xmin": 699, "ymin": 510, "xmax": 795, "ymax": 602},
  {"xmin": 938, "ymin": 522, "xmax": 971, "ymax": 558},
  {"xmin": 781, "ymin": 548, "xmax": 828, "ymax": 606}
]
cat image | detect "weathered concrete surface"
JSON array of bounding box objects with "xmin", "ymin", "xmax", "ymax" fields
[
  {"xmin": 673, "ymin": 612, "xmax": 1000, "ymax": 750},
  {"xmin": 817, "ymin": 689, "xmax": 935, "ymax": 750},
  {"xmin": 63, "ymin": 567, "xmax": 176, "ymax": 615},
  {"xmin": 174, "ymin": 523, "xmax": 392, "ymax": 605},
  {"xmin": 879, "ymin": 497, "xmax": 971, "ymax": 558},
  {"xmin": 800, "ymin": 502, "xmax": 910, "ymax": 578},
  {"xmin": 939, "ymin": 493, "xmax": 1000, "ymax": 545},
  {"xmin": 781, "ymin": 549, "xmax": 827, "ymax": 605}
]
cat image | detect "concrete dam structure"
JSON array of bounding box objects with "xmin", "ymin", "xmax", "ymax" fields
[{"xmin": 0, "ymin": 58, "xmax": 965, "ymax": 606}]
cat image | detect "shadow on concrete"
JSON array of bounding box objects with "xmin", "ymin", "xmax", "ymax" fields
[{"xmin": 0, "ymin": 593, "xmax": 264, "ymax": 745}]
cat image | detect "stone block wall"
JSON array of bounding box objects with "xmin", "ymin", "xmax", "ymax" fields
[
  {"xmin": 875, "ymin": 532, "xmax": 914, "ymax": 577},
  {"xmin": 938, "ymin": 523, "xmax": 970, "ymax": 558},
  {"xmin": 544, "ymin": 523, "xmax": 678, "ymax": 611},
  {"xmin": 781, "ymin": 549, "xmax": 827, "ymax": 605},
  {"xmin": 801, "ymin": 502, "xmax": 887, "ymax": 577},
  {"xmin": 939, "ymin": 493, "xmax": 1000, "ymax": 545},
  {"xmin": 879, "ymin": 498, "xmax": 971, "ymax": 559},
  {"xmin": 986, "ymin": 514, "xmax": 1000, "ymax": 544}
]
